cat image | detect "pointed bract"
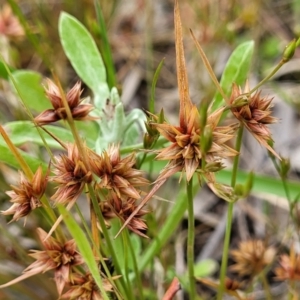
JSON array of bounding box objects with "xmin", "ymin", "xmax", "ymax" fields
[
  {"xmin": 51, "ymin": 143, "xmax": 93, "ymax": 205},
  {"xmin": 229, "ymin": 83, "xmax": 279, "ymax": 158},
  {"xmin": 89, "ymin": 144, "xmax": 149, "ymax": 200},
  {"xmin": 35, "ymin": 79, "xmax": 95, "ymax": 125},
  {"xmin": 1, "ymin": 166, "xmax": 47, "ymax": 222},
  {"xmin": 174, "ymin": 0, "xmax": 193, "ymax": 129}
]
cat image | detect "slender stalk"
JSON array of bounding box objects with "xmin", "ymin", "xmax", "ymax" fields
[
  {"xmin": 249, "ymin": 60, "xmax": 285, "ymax": 94},
  {"xmin": 289, "ymin": 280, "xmax": 296, "ymax": 300},
  {"xmin": 186, "ymin": 176, "xmax": 196, "ymax": 299},
  {"xmin": 90, "ymin": 201, "xmax": 100, "ymax": 254},
  {"xmin": 190, "ymin": 29, "xmax": 228, "ymax": 102},
  {"xmin": 260, "ymin": 271, "xmax": 272, "ymax": 300},
  {"xmin": 125, "ymin": 229, "xmax": 144, "ymax": 300},
  {"xmin": 122, "ymin": 230, "xmax": 135, "ymax": 300},
  {"xmin": 88, "ymin": 185, "xmax": 132, "ymax": 299},
  {"xmin": 217, "ymin": 125, "xmax": 244, "ymax": 300},
  {"xmin": 0, "ymin": 125, "xmax": 33, "ymax": 179}
]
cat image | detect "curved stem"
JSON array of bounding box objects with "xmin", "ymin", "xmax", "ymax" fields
[{"xmin": 217, "ymin": 125, "xmax": 244, "ymax": 300}]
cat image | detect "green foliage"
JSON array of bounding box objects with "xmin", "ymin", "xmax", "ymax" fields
[
  {"xmin": 211, "ymin": 40, "xmax": 254, "ymax": 111},
  {"xmin": 0, "ymin": 61, "xmax": 14, "ymax": 80},
  {"xmin": 59, "ymin": 205, "xmax": 110, "ymax": 300},
  {"xmin": 10, "ymin": 70, "xmax": 51, "ymax": 112},
  {"xmin": 0, "ymin": 144, "xmax": 47, "ymax": 171},
  {"xmin": 59, "ymin": 12, "xmax": 109, "ymax": 110}
]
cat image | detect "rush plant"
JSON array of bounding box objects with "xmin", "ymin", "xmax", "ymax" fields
[{"xmin": 0, "ymin": 1, "xmax": 300, "ymax": 300}]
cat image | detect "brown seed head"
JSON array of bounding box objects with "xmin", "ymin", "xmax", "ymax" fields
[
  {"xmin": 225, "ymin": 277, "xmax": 244, "ymax": 291},
  {"xmin": 90, "ymin": 144, "xmax": 149, "ymax": 199},
  {"xmin": 229, "ymin": 82, "xmax": 278, "ymax": 157},
  {"xmin": 275, "ymin": 247, "xmax": 300, "ymax": 281},
  {"xmin": 35, "ymin": 79, "xmax": 95, "ymax": 125},
  {"xmin": 60, "ymin": 272, "xmax": 115, "ymax": 300},
  {"xmin": 1, "ymin": 166, "xmax": 47, "ymax": 222},
  {"xmin": 100, "ymin": 193, "xmax": 149, "ymax": 237},
  {"xmin": 0, "ymin": 5, "xmax": 24, "ymax": 39},
  {"xmin": 153, "ymin": 106, "xmax": 238, "ymax": 182},
  {"xmin": 230, "ymin": 239, "xmax": 276, "ymax": 277},
  {"xmin": 24, "ymin": 228, "xmax": 84, "ymax": 295},
  {"xmin": 51, "ymin": 143, "xmax": 93, "ymax": 205}
]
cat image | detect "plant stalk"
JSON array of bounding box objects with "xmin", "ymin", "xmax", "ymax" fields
[
  {"xmin": 217, "ymin": 125, "xmax": 244, "ymax": 300},
  {"xmin": 187, "ymin": 176, "xmax": 196, "ymax": 299}
]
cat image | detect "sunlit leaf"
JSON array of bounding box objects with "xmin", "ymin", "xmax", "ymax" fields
[
  {"xmin": 58, "ymin": 205, "xmax": 110, "ymax": 299},
  {"xmin": 4, "ymin": 121, "xmax": 71, "ymax": 148},
  {"xmin": 0, "ymin": 60, "xmax": 15, "ymax": 80},
  {"xmin": 0, "ymin": 143, "xmax": 47, "ymax": 172},
  {"xmin": 59, "ymin": 12, "xmax": 109, "ymax": 109},
  {"xmin": 10, "ymin": 70, "xmax": 50, "ymax": 112},
  {"xmin": 211, "ymin": 41, "xmax": 254, "ymax": 111}
]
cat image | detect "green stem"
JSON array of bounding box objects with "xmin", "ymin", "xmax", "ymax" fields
[
  {"xmin": 121, "ymin": 230, "xmax": 135, "ymax": 300},
  {"xmin": 187, "ymin": 176, "xmax": 196, "ymax": 299},
  {"xmin": 217, "ymin": 125, "xmax": 244, "ymax": 300},
  {"xmin": 88, "ymin": 185, "xmax": 131, "ymax": 299},
  {"xmin": 249, "ymin": 60, "xmax": 285, "ymax": 94},
  {"xmin": 261, "ymin": 271, "xmax": 272, "ymax": 300},
  {"xmin": 289, "ymin": 280, "xmax": 296, "ymax": 300},
  {"xmin": 125, "ymin": 229, "xmax": 144, "ymax": 300}
]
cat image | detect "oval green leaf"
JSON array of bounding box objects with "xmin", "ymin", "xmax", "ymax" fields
[
  {"xmin": 59, "ymin": 12, "xmax": 109, "ymax": 108},
  {"xmin": 211, "ymin": 40, "xmax": 254, "ymax": 111}
]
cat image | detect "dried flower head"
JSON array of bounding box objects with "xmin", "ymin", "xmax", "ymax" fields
[
  {"xmin": 90, "ymin": 144, "xmax": 149, "ymax": 200},
  {"xmin": 150, "ymin": 2, "xmax": 238, "ymax": 183},
  {"xmin": 153, "ymin": 106, "xmax": 238, "ymax": 182},
  {"xmin": 230, "ymin": 239, "xmax": 276, "ymax": 277},
  {"xmin": 0, "ymin": 228, "xmax": 84, "ymax": 295},
  {"xmin": 101, "ymin": 193, "xmax": 149, "ymax": 237},
  {"xmin": 25, "ymin": 228, "xmax": 84, "ymax": 295},
  {"xmin": 229, "ymin": 82, "xmax": 278, "ymax": 157},
  {"xmin": 197, "ymin": 277, "xmax": 245, "ymax": 299},
  {"xmin": 1, "ymin": 166, "xmax": 47, "ymax": 222},
  {"xmin": 60, "ymin": 272, "xmax": 115, "ymax": 300},
  {"xmin": 51, "ymin": 143, "xmax": 93, "ymax": 205},
  {"xmin": 275, "ymin": 247, "xmax": 300, "ymax": 281},
  {"xmin": 0, "ymin": 5, "xmax": 24, "ymax": 39},
  {"xmin": 115, "ymin": 0, "xmax": 238, "ymax": 237},
  {"xmin": 35, "ymin": 79, "xmax": 95, "ymax": 125}
]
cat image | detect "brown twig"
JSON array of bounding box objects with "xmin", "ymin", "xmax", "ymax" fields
[{"xmin": 162, "ymin": 277, "xmax": 181, "ymax": 300}]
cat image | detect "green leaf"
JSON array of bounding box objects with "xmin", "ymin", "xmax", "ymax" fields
[
  {"xmin": 59, "ymin": 12, "xmax": 109, "ymax": 109},
  {"xmin": 179, "ymin": 259, "xmax": 218, "ymax": 291},
  {"xmin": 10, "ymin": 70, "xmax": 51, "ymax": 112},
  {"xmin": 216, "ymin": 169, "xmax": 300, "ymax": 202},
  {"xmin": 94, "ymin": 0, "xmax": 116, "ymax": 88},
  {"xmin": 194, "ymin": 259, "xmax": 218, "ymax": 278},
  {"xmin": 0, "ymin": 61, "xmax": 15, "ymax": 80},
  {"xmin": 58, "ymin": 205, "xmax": 110, "ymax": 300},
  {"xmin": 150, "ymin": 59, "xmax": 165, "ymax": 113},
  {"xmin": 0, "ymin": 143, "xmax": 47, "ymax": 172},
  {"xmin": 141, "ymin": 159, "xmax": 300, "ymax": 202},
  {"xmin": 211, "ymin": 40, "xmax": 254, "ymax": 111},
  {"xmin": 4, "ymin": 121, "xmax": 96, "ymax": 149},
  {"xmin": 127, "ymin": 234, "xmax": 142, "ymax": 270}
]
